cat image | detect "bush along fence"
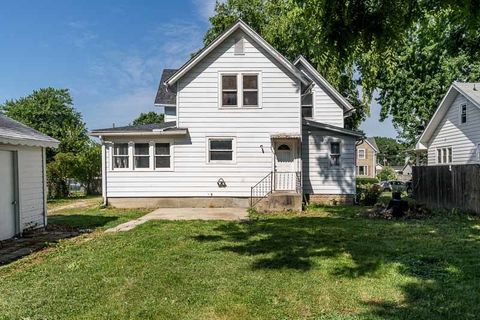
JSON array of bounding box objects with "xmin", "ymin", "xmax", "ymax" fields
[{"xmin": 413, "ymin": 164, "xmax": 480, "ymax": 214}]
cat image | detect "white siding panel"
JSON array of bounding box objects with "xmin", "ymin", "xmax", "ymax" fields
[
  {"xmin": 105, "ymin": 29, "xmax": 302, "ymax": 198},
  {"xmin": 427, "ymin": 94, "xmax": 480, "ymax": 165},
  {"xmin": 302, "ymin": 128, "xmax": 356, "ymax": 195}
]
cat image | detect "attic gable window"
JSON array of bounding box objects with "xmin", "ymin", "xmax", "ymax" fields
[
  {"xmin": 460, "ymin": 104, "xmax": 467, "ymax": 124},
  {"xmin": 220, "ymin": 72, "xmax": 261, "ymax": 108},
  {"xmin": 234, "ymin": 37, "xmax": 244, "ymax": 55}
]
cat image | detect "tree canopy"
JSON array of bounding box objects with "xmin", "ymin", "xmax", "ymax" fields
[
  {"xmin": 205, "ymin": 0, "xmax": 480, "ymax": 135},
  {"xmin": 374, "ymin": 137, "xmax": 408, "ymax": 166},
  {"xmin": 132, "ymin": 112, "xmax": 164, "ymax": 126},
  {"xmin": 0, "ymin": 88, "xmax": 89, "ymax": 157}
]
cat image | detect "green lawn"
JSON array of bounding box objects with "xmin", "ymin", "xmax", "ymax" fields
[{"xmin": 1, "ymin": 204, "xmax": 479, "ymax": 319}]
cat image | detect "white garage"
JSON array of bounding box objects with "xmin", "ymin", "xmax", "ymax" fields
[{"xmin": 0, "ymin": 115, "xmax": 58, "ymax": 241}]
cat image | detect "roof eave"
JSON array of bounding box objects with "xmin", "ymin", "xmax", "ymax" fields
[
  {"xmin": 303, "ymin": 119, "xmax": 364, "ymax": 138},
  {"xmin": 166, "ymin": 20, "xmax": 309, "ymax": 87},
  {"xmin": 90, "ymin": 129, "xmax": 188, "ymax": 137},
  {"xmin": 0, "ymin": 136, "xmax": 59, "ymax": 148}
]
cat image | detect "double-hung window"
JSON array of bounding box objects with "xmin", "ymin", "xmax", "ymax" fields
[
  {"xmin": 243, "ymin": 75, "xmax": 258, "ymax": 107},
  {"xmin": 222, "ymin": 75, "xmax": 238, "ymax": 107},
  {"xmin": 208, "ymin": 138, "xmax": 234, "ymax": 162},
  {"xmin": 330, "ymin": 142, "xmax": 341, "ymax": 166},
  {"xmin": 357, "ymin": 149, "xmax": 366, "ymax": 160},
  {"xmin": 437, "ymin": 147, "xmax": 452, "ymax": 164},
  {"xmin": 113, "ymin": 143, "xmax": 129, "ymax": 169},
  {"xmin": 155, "ymin": 143, "xmax": 171, "ymax": 169},
  {"xmin": 357, "ymin": 165, "xmax": 368, "ymax": 176},
  {"xmin": 134, "ymin": 143, "xmax": 150, "ymax": 169}
]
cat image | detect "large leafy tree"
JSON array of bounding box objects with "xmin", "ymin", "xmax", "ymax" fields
[
  {"xmin": 205, "ymin": 0, "xmax": 480, "ymax": 132},
  {"xmin": 0, "ymin": 88, "xmax": 89, "ymax": 158},
  {"xmin": 377, "ymin": 9, "xmax": 480, "ymax": 144},
  {"xmin": 374, "ymin": 136, "xmax": 408, "ymax": 166},
  {"xmin": 132, "ymin": 111, "xmax": 164, "ymax": 125}
]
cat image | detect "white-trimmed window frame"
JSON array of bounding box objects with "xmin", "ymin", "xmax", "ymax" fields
[
  {"xmin": 460, "ymin": 103, "xmax": 467, "ymax": 124},
  {"xmin": 357, "ymin": 148, "xmax": 366, "ymax": 160},
  {"xmin": 206, "ymin": 136, "xmax": 237, "ymax": 164},
  {"xmin": 218, "ymin": 71, "xmax": 262, "ymax": 109},
  {"xmin": 133, "ymin": 142, "xmax": 151, "ymax": 171},
  {"xmin": 357, "ymin": 165, "xmax": 368, "ymax": 176},
  {"xmin": 109, "ymin": 140, "xmax": 174, "ymax": 172},
  {"xmin": 329, "ymin": 140, "xmax": 342, "ymax": 168},
  {"xmin": 436, "ymin": 146, "xmax": 453, "ymax": 164},
  {"xmin": 477, "ymin": 143, "xmax": 480, "ymax": 162}
]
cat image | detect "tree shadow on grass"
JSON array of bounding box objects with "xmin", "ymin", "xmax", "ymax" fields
[
  {"xmin": 48, "ymin": 214, "xmax": 118, "ymax": 230},
  {"xmin": 192, "ymin": 213, "xmax": 480, "ymax": 319}
]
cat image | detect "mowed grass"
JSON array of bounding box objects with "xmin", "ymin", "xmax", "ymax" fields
[{"xmin": 1, "ymin": 204, "xmax": 480, "ymax": 319}]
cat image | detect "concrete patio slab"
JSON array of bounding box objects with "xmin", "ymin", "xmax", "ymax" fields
[{"xmin": 105, "ymin": 207, "xmax": 248, "ymax": 233}]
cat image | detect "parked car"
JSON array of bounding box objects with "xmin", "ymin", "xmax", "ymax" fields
[{"xmin": 379, "ymin": 180, "xmax": 407, "ymax": 192}]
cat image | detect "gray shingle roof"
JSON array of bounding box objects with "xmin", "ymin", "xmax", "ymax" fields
[
  {"xmin": 0, "ymin": 114, "xmax": 59, "ymax": 148},
  {"xmin": 454, "ymin": 82, "xmax": 480, "ymax": 106},
  {"xmin": 155, "ymin": 69, "xmax": 178, "ymax": 105},
  {"xmin": 366, "ymin": 137, "xmax": 379, "ymax": 152},
  {"xmin": 303, "ymin": 119, "xmax": 364, "ymax": 137},
  {"xmin": 91, "ymin": 121, "xmax": 178, "ymax": 133}
]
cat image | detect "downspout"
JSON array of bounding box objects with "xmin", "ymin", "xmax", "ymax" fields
[
  {"xmin": 42, "ymin": 147, "xmax": 47, "ymax": 227},
  {"xmin": 101, "ymin": 137, "xmax": 108, "ymax": 206}
]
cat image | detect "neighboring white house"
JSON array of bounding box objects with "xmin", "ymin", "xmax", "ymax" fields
[
  {"xmin": 0, "ymin": 114, "xmax": 59, "ymax": 240},
  {"xmin": 91, "ymin": 20, "xmax": 363, "ymax": 210},
  {"xmin": 416, "ymin": 82, "xmax": 480, "ymax": 165}
]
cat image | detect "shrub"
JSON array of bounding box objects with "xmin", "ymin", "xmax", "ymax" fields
[
  {"xmin": 356, "ymin": 177, "xmax": 379, "ymax": 186},
  {"xmin": 356, "ymin": 183, "xmax": 382, "ymax": 206},
  {"xmin": 376, "ymin": 167, "xmax": 397, "ymax": 181}
]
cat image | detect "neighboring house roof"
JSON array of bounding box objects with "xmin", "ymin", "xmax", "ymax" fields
[
  {"xmin": 90, "ymin": 121, "xmax": 188, "ymax": 137},
  {"xmin": 0, "ymin": 114, "xmax": 59, "ymax": 148},
  {"xmin": 365, "ymin": 137, "xmax": 379, "ymax": 153},
  {"xmin": 391, "ymin": 165, "xmax": 404, "ymax": 172},
  {"xmin": 303, "ymin": 119, "xmax": 364, "ymax": 138},
  {"xmin": 165, "ymin": 19, "xmax": 310, "ymax": 87},
  {"xmin": 416, "ymin": 82, "xmax": 480, "ymax": 150},
  {"xmin": 155, "ymin": 69, "xmax": 178, "ymax": 106},
  {"xmin": 293, "ymin": 56, "xmax": 355, "ymax": 115}
]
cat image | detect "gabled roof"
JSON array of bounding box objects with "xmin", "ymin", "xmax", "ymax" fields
[
  {"xmin": 90, "ymin": 121, "xmax": 188, "ymax": 137},
  {"xmin": 0, "ymin": 114, "xmax": 59, "ymax": 148},
  {"xmin": 303, "ymin": 119, "xmax": 364, "ymax": 138},
  {"xmin": 155, "ymin": 69, "xmax": 178, "ymax": 106},
  {"xmin": 416, "ymin": 82, "xmax": 480, "ymax": 150},
  {"xmin": 294, "ymin": 55, "xmax": 355, "ymax": 115},
  {"xmin": 165, "ymin": 20, "xmax": 309, "ymax": 87},
  {"xmin": 365, "ymin": 137, "xmax": 379, "ymax": 153}
]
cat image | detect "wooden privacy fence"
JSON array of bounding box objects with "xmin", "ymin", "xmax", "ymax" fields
[{"xmin": 413, "ymin": 164, "xmax": 480, "ymax": 214}]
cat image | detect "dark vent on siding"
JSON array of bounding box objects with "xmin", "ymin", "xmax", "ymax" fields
[{"xmin": 234, "ymin": 37, "xmax": 244, "ymax": 55}]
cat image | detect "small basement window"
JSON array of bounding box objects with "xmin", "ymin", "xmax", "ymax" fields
[
  {"xmin": 209, "ymin": 138, "xmax": 234, "ymax": 162},
  {"xmin": 113, "ymin": 143, "xmax": 129, "ymax": 169},
  {"xmin": 222, "ymin": 75, "xmax": 238, "ymax": 107},
  {"xmin": 330, "ymin": 142, "xmax": 341, "ymax": 166},
  {"xmin": 134, "ymin": 143, "xmax": 150, "ymax": 169},
  {"xmin": 155, "ymin": 143, "xmax": 171, "ymax": 169}
]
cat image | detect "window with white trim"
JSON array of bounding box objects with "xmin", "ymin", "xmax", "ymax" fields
[
  {"xmin": 357, "ymin": 149, "xmax": 366, "ymax": 160},
  {"xmin": 134, "ymin": 143, "xmax": 150, "ymax": 169},
  {"xmin": 437, "ymin": 147, "xmax": 452, "ymax": 164},
  {"xmin": 460, "ymin": 104, "xmax": 467, "ymax": 124},
  {"xmin": 357, "ymin": 165, "xmax": 368, "ymax": 176},
  {"xmin": 113, "ymin": 143, "xmax": 129, "ymax": 169},
  {"xmin": 155, "ymin": 143, "xmax": 171, "ymax": 169},
  {"xmin": 222, "ymin": 75, "xmax": 238, "ymax": 107},
  {"xmin": 330, "ymin": 142, "xmax": 341, "ymax": 166},
  {"xmin": 208, "ymin": 138, "xmax": 234, "ymax": 162},
  {"xmin": 220, "ymin": 72, "xmax": 260, "ymax": 108}
]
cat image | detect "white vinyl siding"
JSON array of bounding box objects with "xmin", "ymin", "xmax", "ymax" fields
[
  {"xmin": 427, "ymin": 94, "xmax": 480, "ymax": 164},
  {"xmin": 104, "ymin": 29, "xmax": 302, "ymax": 198},
  {"xmin": 302, "ymin": 128, "xmax": 356, "ymax": 195},
  {"xmin": 296, "ymin": 64, "xmax": 344, "ymax": 127},
  {"xmin": 0, "ymin": 144, "xmax": 46, "ymax": 232}
]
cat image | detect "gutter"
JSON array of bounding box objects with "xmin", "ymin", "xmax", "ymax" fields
[{"xmin": 90, "ymin": 129, "xmax": 188, "ymax": 137}]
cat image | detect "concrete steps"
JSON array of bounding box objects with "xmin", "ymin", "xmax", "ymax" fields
[{"xmin": 254, "ymin": 191, "xmax": 302, "ymax": 212}]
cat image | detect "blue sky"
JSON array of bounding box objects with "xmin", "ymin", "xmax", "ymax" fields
[{"xmin": 0, "ymin": 0, "xmax": 396, "ymax": 137}]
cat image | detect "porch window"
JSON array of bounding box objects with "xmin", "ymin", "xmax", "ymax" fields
[
  {"xmin": 358, "ymin": 149, "xmax": 366, "ymax": 160},
  {"xmin": 222, "ymin": 75, "xmax": 238, "ymax": 107},
  {"xmin": 155, "ymin": 143, "xmax": 170, "ymax": 169},
  {"xmin": 243, "ymin": 75, "xmax": 258, "ymax": 107},
  {"xmin": 113, "ymin": 143, "xmax": 129, "ymax": 169},
  {"xmin": 208, "ymin": 138, "xmax": 234, "ymax": 162},
  {"xmin": 134, "ymin": 143, "xmax": 150, "ymax": 169},
  {"xmin": 330, "ymin": 142, "xmax": 341, "ymax": 166}
]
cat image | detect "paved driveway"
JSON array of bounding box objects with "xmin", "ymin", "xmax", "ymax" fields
[{"xmin": 106, "ymin": 207, "xmax": 248, "ymax": 233}]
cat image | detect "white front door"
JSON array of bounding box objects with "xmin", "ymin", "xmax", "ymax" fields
[
  {"xmin": 0, "ymin": 151, "xmax": 16, "ymax": 240},
  {"xmin": 274, "ymin": 141, "xmax": 296, "ymax": 191}
]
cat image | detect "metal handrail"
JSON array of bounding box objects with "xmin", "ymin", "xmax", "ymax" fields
[{"xmin": 250, "ymin": 171, "xmax": 302, "ymax": 208}]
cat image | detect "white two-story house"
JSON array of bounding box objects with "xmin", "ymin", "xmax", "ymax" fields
[
  {"xmin": 416, "ymin": 82, "xmax": 480, "ymax": 165},
  {"xmin": 91, "ymin": 20, "xmax": 363, "ymax": 210}
]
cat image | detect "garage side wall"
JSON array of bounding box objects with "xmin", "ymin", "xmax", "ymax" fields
[{"xmin": 0, "ymin": 144, "xmax": 46, "ymax": 231}]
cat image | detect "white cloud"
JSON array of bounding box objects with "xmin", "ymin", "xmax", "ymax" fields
[{"xmin": 192, "ymin": 0, "xmax": 219, "ymax": 21}]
